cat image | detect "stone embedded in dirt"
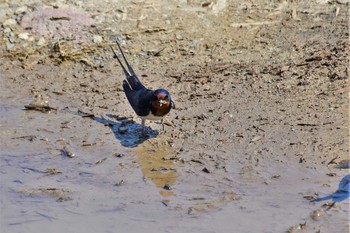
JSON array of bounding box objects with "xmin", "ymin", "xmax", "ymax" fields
[
  {"xmin": 24, "ymin": 100, "xmax": 57, "ymax": 113},
  {"xmin": 93, "ymin": 34, "xmax": 103, "ymax": 44},
  {"xmin": 6, "ymin": 43, "xmax": 15, "ymax": 50},
  {"xmin": 115, "ymin": 180, "xmax": 125, "ymax": 186},
  {"xmin": 18, "ymin": 32, "xmax": 29, "ymax": 40},
  {"xmin": 3, "ymin": 18, "xmax": 17, "ymax": 27},
  {"xmin": 20, "ymin": 8, "xmax": 93, "ymax": 43},
  {"xmin": 202, "ymin": 167, "xmax": 211, "ymax": 173},
  {"xmin": 3, "ymin": 27, "xmax": 12, "ymax": 36},
  {"xmin": 16, "ymin": 6, "xmax": 28, "ymax": 14},
  {"xmin": 37, "ymin": 37, "xmax": 45, "ymax": 46},
  {"xmin": 61, "ymin": 146, "xmax": 75, "ymax": 158},
  {"xmin": 114, "ymin": 153, "xmax": 126, "ymax": 158},
  {"xmin": 163, "ymin": 184, "xmax": 172, "ymax": 190},
  {"xmin": 310, "ymin": 208, "xmax": 326, "ymax": 221}
]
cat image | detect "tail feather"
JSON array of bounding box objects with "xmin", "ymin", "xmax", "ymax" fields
[
  {"xmin": 115, "ymin": 41, "xmax": 137, "ymax": 77},
  {"xmin": 110, "ymin": 45, "xmax": 129, "ymax": 78},
  {"xmin": 122, "ymin": 80, "xmax": 134, "ymax": 107},
  {"xmin": 111, "ymin": 41, "xmax": 144, "ymax": 90}
]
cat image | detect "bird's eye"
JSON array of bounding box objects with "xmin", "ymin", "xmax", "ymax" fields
[{"xmin": 164, "ymin": 95, "xmax": 168, "ymax": 99}]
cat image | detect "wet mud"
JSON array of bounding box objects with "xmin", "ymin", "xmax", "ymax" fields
[{"xmin": 1, "ymin": 0, "xmax": 349, "ymax": 232}]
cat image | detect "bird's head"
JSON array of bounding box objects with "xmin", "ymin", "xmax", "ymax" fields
[{"xmin": 151, "ymin": 89, "xmax": 174, "ymax": 110}]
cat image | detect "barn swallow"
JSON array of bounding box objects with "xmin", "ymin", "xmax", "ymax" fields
[{"xmin": 111, "ymin": 41, "xmax": 175, "ymax": 135}]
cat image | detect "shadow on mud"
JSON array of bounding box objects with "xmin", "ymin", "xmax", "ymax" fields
[
  {"xmin": 93, "ymin": 114, "xmax": 158, "ymax": 148},
  {"xmin": 93, "ymin": 114, "xmax": 179, "ymax": 197},
  {"xmin": 312, "ymin": 174, "xmax": 350, "ymax": 210}
]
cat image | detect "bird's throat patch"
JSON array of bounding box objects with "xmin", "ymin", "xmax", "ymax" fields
[{"xmin": 151, "ymin": 100, "xmax": 170, "ymax": 110}]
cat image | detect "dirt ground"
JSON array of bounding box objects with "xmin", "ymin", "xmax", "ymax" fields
[{"xmin": 1, "ymin": 0, "xmax": 349, "ymax": 232}]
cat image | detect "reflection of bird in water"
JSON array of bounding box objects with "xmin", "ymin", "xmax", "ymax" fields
[{"xmin": 313, "ymin": 174, "xmax": 350, "ymax": 210}]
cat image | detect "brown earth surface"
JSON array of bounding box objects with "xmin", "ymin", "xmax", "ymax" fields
[{"xmin": 1, "ymin": 0, "xmax": 349, "ymax": 233}]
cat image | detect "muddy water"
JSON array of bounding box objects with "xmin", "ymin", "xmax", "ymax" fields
[
  {"xmin": 134, "ymin": 140, "xmax": 179, "ymax": 197},
  {"xmin": 1, "ymin": 153, "xmax": 349, "ymax": 233},
  {"xmin": 1, "ymin": 98, "xmax": 349, "ymax": 233}
]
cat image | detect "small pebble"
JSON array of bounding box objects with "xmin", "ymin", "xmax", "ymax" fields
[
  {"xmin": 6, "ymin": 43, "xmax": 15, "ymax": 50},
  {"xmin": 337, "ymin": 0, "xmax": 349, "ymax": 3},
  {"xmin": 93, "ymin": 35, "xmax": 103, "ymax": 44},
  {"xmin": 115, "ymin": 180, "xmax": 125, "ymax": 186},
  {"xmin": 62, "ymin": 146, "xmax": 75, "ymax": 158},
  {"xmin": 37, "ymin": 37, "xmax": 46, "ymax": 46},
  {"xmin": 3, "ymin": 27, "xmax": 12, "ymax": 36},
  {"xmin": 176, "ymin": 33, "xmax": 183, "ymax": 40},
  {"xmin": 310, "ymin": 209, "xmax": 326, "ymax": 220},
  {"xmin": 18, "ymin": 32, "xmax": 29, "ymax": 40},
  {"xmin": 16, "ymin": 6, "xmax": 28, "ymax": 13},
  {"xmin": 202, "ymin": 167, "xmax": 211, "ymax": 173},
  {"xmin": 203, "ymin": 85, "xmax": 210, "ymax": 91},
  {"xmin": 9, "ymin": 36, "xmax": 18, "ymax": 43},
  {"xmin": 3, "ymin": 18, "xmax": 17, "ymax": 26},
  {"xmin": 163, "ymin": 184, "xmax": 172, "ymax": 190},
  {"xmin": 113, "ymin": 153, "xmax": 125, "ymax": 158},
  {"xmin": 315, "ymin": 0, "xmax": 330, "ymax": 4}
]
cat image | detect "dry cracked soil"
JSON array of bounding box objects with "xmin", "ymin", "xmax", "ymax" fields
[{"xmin": 0, "ymin": 0, "xmax": 349, "ymax": 233}]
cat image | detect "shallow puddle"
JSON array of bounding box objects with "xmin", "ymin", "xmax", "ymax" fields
[
  {"xmin": 133, "ymin": 139, "xmax": 179, "ymax": 197},
  {"xmin": 0, "ymin": 100, "xmax": 349, "ymax": 233}
]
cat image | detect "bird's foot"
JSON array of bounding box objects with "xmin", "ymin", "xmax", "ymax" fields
[{"xmin": 160, "ymin": 118, "xmax": 174, "ymax": 134}]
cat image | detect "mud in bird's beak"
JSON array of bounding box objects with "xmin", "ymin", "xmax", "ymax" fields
[{"xmin": 158, "ymin": 99, "xmax": 167, "ymax": 107}]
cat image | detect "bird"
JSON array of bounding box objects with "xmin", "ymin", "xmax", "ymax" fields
[{"xmin": 110, "ymin": 41, "xmax": 175, "ymax": 136}]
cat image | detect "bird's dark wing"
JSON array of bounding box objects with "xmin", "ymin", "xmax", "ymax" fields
[
  {"xmin": 110, "ymin": 41, "xmax": 145, "ymax": 91},
  {"xmin": 122, "ymin": 81, "xmax": 153, "ymax": 117}
]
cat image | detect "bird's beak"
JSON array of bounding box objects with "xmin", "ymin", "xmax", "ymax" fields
[{"xmin": 158, "ymin": 99, "xmax": 166, "ymax": 107}]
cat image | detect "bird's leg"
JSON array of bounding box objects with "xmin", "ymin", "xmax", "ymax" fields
[
  {"xmin": 141, "ymin": 118, "xmax": 146, "ymax": 137},
  {"xmin": 161, "ymin": 119, "xmax": 165, "ymax": 132},
  {"xmin": 161, "ymin": 118, "xmax": 173, "ymax": 133}
]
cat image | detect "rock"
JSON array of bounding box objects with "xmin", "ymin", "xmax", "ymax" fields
[
  {"xmin": 6, "ymin": 43, "xmax": 15, "ymax": 50},
  {"xmin": 8, "ymin": 36, "xmax": 18, "ymax": 43},
  {"xmin": 212, "ymin": 0, "xmax": 227, "ymax": 15},
  {"xmin": 175, "ymin": 33, "xmax": 183, "ymax": 40},
  {"xmin": 61, "ymin": 146, "xmax": 75, "ymax": 158},
  {"xmin": 203, "ymin": 85, "xmax": 210, "ymax": 91},
  {"xmin": 3, "ymin": 18, "xmax": 17, "ymax": 27},
  {"xmin": 310, "ymin": 209, "xmax": 326, "ymax": 220},
  {"xmin": 113, "ymin": 153, "xmax": 125, "ymax": 158},
  {"xmin": 202, "ymin": 167, "xmax": 211, "ymax": 173},
  {"xmin": 93, "ymin": 35, "xmax": 103, "ymax": 44},
  {"xmin": 316, "ymin": 0, "xmax": 330, "ymax": 3},
  {"xmin": 37, "ymin": 37, "xmax": 46, "ymax": 46},
  {"xmin": 3, "ymin": 27, "xmax": 12, "ymax": 37},
  {"xmin": 16, "ymin": 6, "xmax": 28, "ymax": 14},
  {"xmin": 337, "ymin": 0, "xmax": 349, "ymax": 3},
  {"xmin": 18, "ymin": 32, "xmax": 29, "ymax": 40}
]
